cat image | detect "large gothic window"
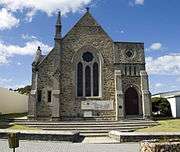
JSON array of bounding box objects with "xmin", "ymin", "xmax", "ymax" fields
[{"xmin": 76, "ymin": 52, "xmax": 100, "ymax": 97}]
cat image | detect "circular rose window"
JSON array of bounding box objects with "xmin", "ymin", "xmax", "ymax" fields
[
  {"xmin": 82, "ymin": 52, "xmax": 94, "ymax": 62},
  {"xmin": 126, "ymin": 50, "xmax": 134, "ymax": 58}
]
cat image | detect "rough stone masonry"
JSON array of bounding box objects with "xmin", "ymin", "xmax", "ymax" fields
[{"xmin": 28, "ymin": 8, "xmax": 152, "ymax": 121}]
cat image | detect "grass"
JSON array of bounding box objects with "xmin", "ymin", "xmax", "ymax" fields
[
  {"xmin": 0, "ymin": 113, "xmax": 38, "ymax": 130},
  {"xmin": 8, "ymin": 125, "xmax": 38, "ymax": 130},
  {"xmin": 0, "ymin": 113, "xmax": 27, "ymax": 120},
  {"xmin": 137, "ymin": 119, "xmax": 180, "ymax": 132}
]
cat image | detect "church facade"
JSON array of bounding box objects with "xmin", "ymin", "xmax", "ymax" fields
[{"xmin": 28, "ymin": 10, "xmax": 152, "ymax": 121}]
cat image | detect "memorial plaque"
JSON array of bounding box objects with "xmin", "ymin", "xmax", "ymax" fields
[
  {"xmin": 81, "ymin": 100, "xmax": 113, "ymax": 110},
  {"xmin": 84, "ymin": 111, "xmax": 92, "ymax": 117}
]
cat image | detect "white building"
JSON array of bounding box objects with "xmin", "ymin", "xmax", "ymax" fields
[
  {"xmin": 153, "ymin": 91, "xmax": 180, "ymax": 118},
  {"xmin": 0, "ymin": 87, "xmax": 28, "ymax": 114}
]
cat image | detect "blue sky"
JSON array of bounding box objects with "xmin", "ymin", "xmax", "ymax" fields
[{"xmin": 0, "ymin": 0, "xmax": 180, "ymax": 94}]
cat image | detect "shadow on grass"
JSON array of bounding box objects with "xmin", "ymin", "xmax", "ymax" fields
[
  {"xmin": 152, "ymin": 116, "xmax": 175, "ymax": 121},
  {"xmin": 0, "ymin": 113, "xmax": 27, "ymax": 129}
]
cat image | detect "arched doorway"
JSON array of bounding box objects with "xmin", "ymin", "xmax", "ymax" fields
[{"xmin": 125, "ymin": 87, "xmax": 139, "ymax": 115}]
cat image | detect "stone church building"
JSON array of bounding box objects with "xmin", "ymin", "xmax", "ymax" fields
[{"xmin": 28, "ymin": 9, "xmax": 152, "ymax": 121}]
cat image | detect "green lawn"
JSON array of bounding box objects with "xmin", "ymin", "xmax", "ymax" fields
[
  {"xmin": 0, "ymin": 113, "xmax": 27, "ymax": 120},
  {"xmin": 0, "ymin": 113, "xmax": 38, "ymax": 130},
  {"xmin": 8, "ymin": 125, "xmax": 38, "ymax": 130},
  {"xmin": 137, "ymin": 119, "xmax": 180, "ymax": 132}
]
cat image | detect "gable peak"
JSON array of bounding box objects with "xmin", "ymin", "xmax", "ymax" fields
[
  {"xmin": 86, "ymin": 7, "xmax": 90, "ymax": 12},
  {"xmin": 75, "ymin": 10, "xmax": 100, "ymax": 27}
]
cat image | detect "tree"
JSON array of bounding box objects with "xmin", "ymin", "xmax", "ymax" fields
[
  {"xmin": 14, "ymin": 85, "xmax": 31, "ymax": 95},
  {"xmin": 152, "ymin": 97, "xmax": 172, "ymax": 117}
]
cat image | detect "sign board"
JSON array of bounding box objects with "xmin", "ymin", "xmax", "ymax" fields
[{"xmin": 81, "ymin": 100, "xmax": 113, "ymax": 110}]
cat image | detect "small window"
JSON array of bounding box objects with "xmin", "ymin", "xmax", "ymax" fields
[
  {"xmin": 37, "ymin": 90, "xmax": 42, "ymax": 102},
  {"xmin": 125, "ymin": 66, "xmax": 127, "ymax": 75},
  {"xmin": 48, "ymin": 91, "xmax": 52, "ymax": 102},
  {"xmin": 134, "ymin": 66, "xmax": 136, "ymax": 76},
  {"xmin": 129, "ymin": 66, "xmax": 131, "ymax": 76}
]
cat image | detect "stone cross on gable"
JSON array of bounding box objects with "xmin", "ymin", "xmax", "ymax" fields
[{"xmin": 86, "ymin": 7, "xmax": 90, "ymax": 12}]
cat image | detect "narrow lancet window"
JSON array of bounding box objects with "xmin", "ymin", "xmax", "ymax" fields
[
  {"xmin": 125, "ymin": 66, "xmax": 127, "ymax": 75},
  {"xmin": 129, "ymin": 66, "xmax": 132, "ymax": 76},
  {"xmin": 77, "ymin": 62, "xmax": 83, "ymax": 96},
  {"xmin": 134, "ymin": 66, "xmax": 136, "ymax": 76},
  {"xmin": 93, "ymin": 62, "xmax": 99, "ymax": 96},
  {"xmin": 37, "ymin": 90, "xmax": 42, "ymax": 102},
  {"xmin": 85, "ymin": 66, "xmax": 91, "ymax": 96},
  {"xmin": 48, "ymin": 91, "xmax": 52, "ymax": 102}
]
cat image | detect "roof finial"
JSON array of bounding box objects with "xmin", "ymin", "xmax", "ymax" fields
[
  {"xmin": 56, "ymin": 11, "xmax": 61, "ymax": 26},
  {"xmin": 54, "ymin": 11, "xmax": 62, "ymax": 42},
  {"xmin": 33, "ymin": 46, "xmax": 42, "ymax": 65},
  {"xmin": 38, "ymin": 46, "xmax": 41, "ymax": 50},
  {"xmin": 86, "ymin": 7, "xmax": 90, "ymax": 12}
]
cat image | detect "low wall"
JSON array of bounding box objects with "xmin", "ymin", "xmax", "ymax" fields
[
  {"xmin": 0, "ymin": 87, "xmax": 28, "ymax": 114},
  {"xmin": 0, "ymin": 129, "xmax": 80, "ymax": 142},
  {"xmin": 140, "ymin": 140, "xmax": 180, "ymax": 152},
  {"xmin": 109, "ymin": 131, "xmax": 180, "ymax": 142}
]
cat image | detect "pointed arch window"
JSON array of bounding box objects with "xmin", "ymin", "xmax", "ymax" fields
[
  {"xmin": 76, "ymin": 52, "xmax": 100, "ymax": 97},
  {"xmin": 77, "ymin": 62, "xmax": 83, "ymax": 97},
  {"xmin": 85, "ymin": 66, "xmax": 91, "ymax": 96},
  {"xmin": 93, "ymin": 62, "xmax": 99, "ymax": 96}
]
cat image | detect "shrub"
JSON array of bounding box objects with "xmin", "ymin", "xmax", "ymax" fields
[
  {"xmin": 152, "ymin": 97, "xmax": 172, "ymax": 117},
  {"xmin": 14, "ymin": 85, "xmax": 31, "ymax": 95}
]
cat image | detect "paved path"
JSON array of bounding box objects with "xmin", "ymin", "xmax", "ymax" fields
[
  {"xmin": 82, "ymin": 137, "xmax": 120, "ymax": 144},
  {"xmin": 0, "ymin": 139, "xmax": 139, "ymax": 152}
]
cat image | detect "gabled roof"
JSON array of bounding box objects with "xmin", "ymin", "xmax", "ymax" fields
[
  {"xmin": 74, "ymin": 11, "xmax": 100, "ymax": 27},
  {"xmin": 37, "ymin": 11, "xmax": 115, "ymax": 67},
  {"xmin": 63, "ymin": 11, "xmax": 113, "ymax": 41}
]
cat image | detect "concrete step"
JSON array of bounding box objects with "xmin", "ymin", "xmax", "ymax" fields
[
  {"xmin": 15, "ymin": 121, "xmax": 157, "ymax": 126},
  {"xmin": 26, "ymin": 125, "xmax": 156, "ymax": 130},
  {"xmin": 40, "ymin": 126, "xmax": 147, "ymax": 130},
  {"xmin": 13, "ymin": 120, "xmax": 158, "ymax": 137},
  {"xmin": 42, "ymin": 128, "xmax": 136, "ymax": 137},
  {"xmin": 81, "ymin": 133, "xmax": 108, "ymax": 137},
  {"xmin": 25, "ymin": 123, "xmax": 157, "ymax": 128}
]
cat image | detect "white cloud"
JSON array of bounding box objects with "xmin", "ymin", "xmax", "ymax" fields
[
  {"xmin": 176, "ymin": 77, "xmax": 180, "ymax": 82},
  {"xmin": 21, "ymin": 34, "xmax": 37, "ymax": 40},
  {"xmin": 135, "ymin": 0, "xmax": 144, "ymax": 5},
  {"xmin": 155, "ymin": 83, "xmax": 164, "ymax": 88},
  {"xmin": 146, "ymin": 53, "xmax": 180, "ymax": 75},
  {"xmin": 0, "ymin": 0, "xmax": 92, "ymax": 21},
  {"xmin": 149, "ymin": 43, "xmax": 162, "ymax": 51},
  {"xmin": 17, "ymin": 62, "xmax": 22, "ymax": 66},
  {"xmin": 0, "ymin": 55, "xmax": 9, "ymax": 64},
  {"xmin": 0, "ymin": 8, "xmax": 19, "ymax": 30},
  {"xmin": 150, "ymin": 81, "xmax": 179, "ymax": 94},
  {"xmin": 120, "ymin": 30, "xmax": 125, "ymax": 34},
  {"xmin": 0, "ymin": 77, "xmax": 13, "ymax": 88},
  {"xmin": 0, "ymin": 40, "xmax": 52, "ymax": 65},
  {"xmin": 0, "ymin": 76, "xmax": 26, "ymax": 89}
]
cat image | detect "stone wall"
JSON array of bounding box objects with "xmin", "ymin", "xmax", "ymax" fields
[
  {"xmin": 114, "ymin": 42, "xmax": 145, "ymax": 64},
  {"xmin": 0, "ymin": 130, "xmax": 80, "ymax": 142},
  {"xmin": 61, "ymin": 15, "xmax": 116, "ymax": 120},
  {"xmin": 36, "ymin": 48, "xmax": 60, "ymax": 118},
  {"xmin": 140, "ymin": 141, "xmax": 180, "ymax": 152},
  {"xmin": 28, "ymin": 11, "xmax": 151, "ymax": 121}
]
